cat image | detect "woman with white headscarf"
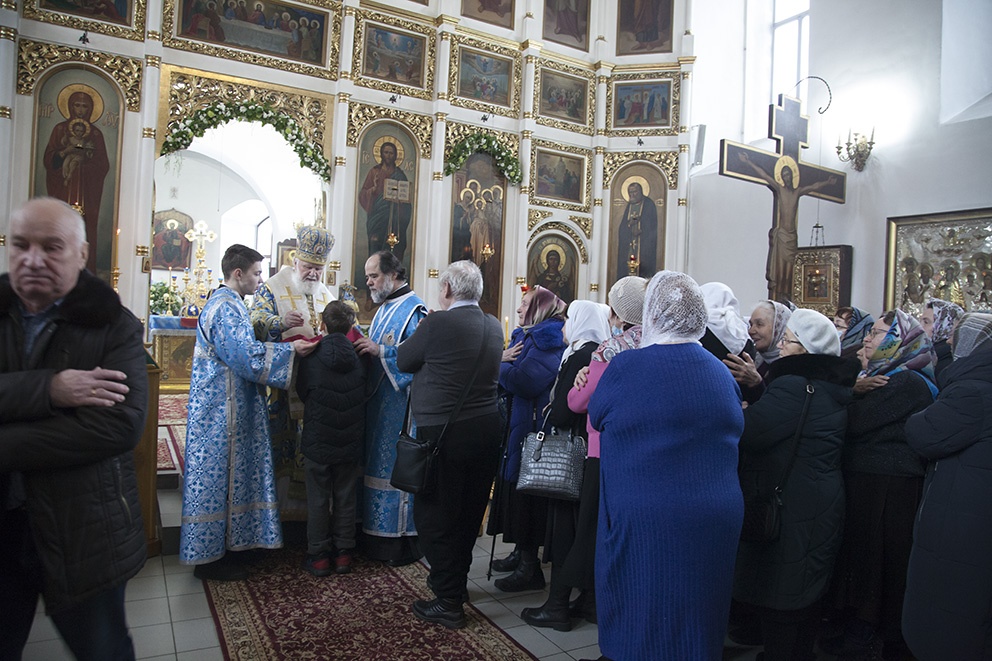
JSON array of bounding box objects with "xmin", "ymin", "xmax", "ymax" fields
[
  {"xmin": 724, "ymin": 300, "xmax": 793, "ymax": 404},
  {"xmin": 903, "ymin": 313, "xmax": 992, "ymax": 660},
  {"xmin": 699, "ymin": 282, "xmax": 754, "ymax": 362},
  {"xmin": 588, "ymin": 271, "xmax": 745, "ymax": 660},
  {"xmin": 521, "ymin": 300, "xmax": 610, "ymax": 632}
]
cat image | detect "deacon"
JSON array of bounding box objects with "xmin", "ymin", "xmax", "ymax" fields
[
  {"xmin": 250, "ymin": 225, "xmax": 335, "ymax": 519},
  {"xmin": 354, "ymin": 250, "xmax": 427, "ymax": 565},
  {"xmin": 181, "ymin": 244, "xmax": 316, "ymax": 581}
]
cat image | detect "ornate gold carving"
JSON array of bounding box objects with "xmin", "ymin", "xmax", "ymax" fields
[
  {"xmin": 569, "ymin": 215, "xmax": 593, "ymax": 238},
  {"xmin": 589, "ymin": 283, "xmax": 599, "ymax": 292},
  {"xmin": 678, "ymin": 198, "xmax": 687, "ymax": 206},
  {"xmin": 18, "ymin": 40, "xmax": 143, "ymax": 112},
  {"xmin": 432, "ymin": 172, "xmax": 443, "ymax": 181},
  {"xmin": 523, "ymin": 111, "xmax": 534, "ymax": 119},
  {"xmin": 594, "ymin": 198, "xmax": 603, "ymax": 206},
  {"xmin": 596, "ymin": 35, "xmax": 605, "ymax": 42},
  {"xmin": 680, "ymin": 126, "xmax": 688, "ymax": 133},
  {"xmin": 448, "ymin": 33, "xmax": 522, "ymax": 119},
  {"xmin": 440, "ymin": 32, "xmax": 451, "ymax": 41},
  {"xmin": 340, "ymin": 70, "xmax": 353, "ymax": 80},
  {"xmin": 162, "ymin": 0, "xmax": 341, "ymax": 80},
  {"xmin": 435, "ymin": 112, "xmax": 447, "ymax": 122},
  {"xmin": 344, "ymin": 5, "xmax": 356, "ymax": 16},
  {"xmin": 530, "ymin": 139, "xmax": 593, "ymax": 213},
  {"xmin": 347, "ymin": 102, "xmax": 434, "ymax": 158},
  {"xmin": 435, "ymin": 14, "xmax": 458, "ymax": 28},
  {"xmin": 437, "ymin": 91, "xmax": 449, "ymax": 100},
  {"xmin": 352, "ymin": 9, "xmax": 435, "ymax": 100},
  {"xmin": 521, "ymin": 40, "xmax": 543, "ymax": 53},
  {"xmin": 515, "ymin": 276, "xmax": 526, "ymax": 285},
  {"xmin": 679, "ymin": 144, "xmax": 689, "ymax": 153},
  {"xmin": 0, "ymin": 106, "xmax": 10, "ymax": 119},
  {"xmin": 0, "ymin": 26, "xmax": 16, "ymax": 40},
  {"xmin": 158, "ymin": 65, "xmax": 330, "ymax": 158},
  {"xmin": 335, "ymin": 156, "xmax": 346, "ymax": 166},
  {"xmin": 338, "ymin": 93, "xmax": 351, "ymax": 103},
  {"xmin": 594, "ymin": 60, "xmax": 616, "ymax": 72},
  {"xmin": 605, "ymin": 69, "xmax": 680, "ymax": 137},
  {"xmin": 678, "ymin": 56, "xmax": 697, "ymax": 65},
  {"xmin": 361, "ymin": 0, "xmax": 424, "ymax": 23},
  {"xmin": 611, "ymin": 62, "xmax": 681, "ymax": 73},
  {"xmin": 595, "ymin": 129, "xmax": 607, "ymax": 136},
  {"xmin": 519, "ymin": 185, "xmax": 531, "ymax": 195},
  {"xmin": 597, "ymin": 75, "xmax": 609, "ymax": 86},
  {"xmin": 0, "ymin": 0, "xmax": 15, "ymax": 10},
  {"xmin": 527, "ymin": 209, "xmax": 552, "ymax": 231},
  {"xmin": 328, "ymin": 260, "xmax": 341, "ymax": 271},
  {"xmin": 23, "ymin": 0, "xmax": 145, "ymax": 41},
  {"xmin": 527, "ymin": 222, "xmax": 588, "ymax": 263},
  {"xmin": 146, "ymin": 30, "xmax": 160, "ymax": 40},
  {"xmin": 525, "ymin": 11, "xmax": 534, "ymax": 18},
  {"xmin": 0, "ymin": 234, "xmax": 5, "ymax": 246},
  {"xmin": 525, "ymin": 55, "xmax": 537, "ymax": 64},
  {"xmin": 681, "ymin": 71, "xmax": 690, "ymax": 80},
  {"xmin": 521, "ymin": 130, "xmax": 533, "ymax": 139},
  {"xmin": 146, "ymin": 55, "xmax": 161, "ymax": 68},
  {"xmin": 533, "ymin": 57, "xmax": 596, "ymax": 136},
  {"xmin": 444, "ymin": 121, "xmax": 519, "ymax": 159},
  {"xmin": 142, "ymin": 127, "xmax": 155, "ymax": 138},
  {"xmin": 135, "ymin": 245, "xmax": 149, "ymax": 256},
  {"xmin": 602, "ymin": 151, "xmax": 680, "ymax": 190},
  {"xmin": 594, "ymin": 146, "xmax": 605, "ymax": 155},
  {"xmin": 428, "ymin": 268, "xmax": 439, "ymax": 278}
]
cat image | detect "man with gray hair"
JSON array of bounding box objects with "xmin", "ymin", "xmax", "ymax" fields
[
  {"xmin": 396, "ymin": 260, "xmax": 504, "ymax": 629},
  {"xmin": 0, "ymin": 197, "xmax": 148, "ymax": 659}
]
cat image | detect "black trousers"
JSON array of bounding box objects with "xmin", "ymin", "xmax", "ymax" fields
[{"xmin": 413, "ymin": 412, "xmax": 501, "ymax": 601}]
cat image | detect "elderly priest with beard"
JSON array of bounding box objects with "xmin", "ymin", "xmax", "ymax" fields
[{"xmin": 250, "ymin": 225, "xmax": 335, "ymax": 520}]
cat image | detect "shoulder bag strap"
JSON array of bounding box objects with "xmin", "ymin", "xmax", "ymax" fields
[
  {"xmin": 774, "ymin": 381, "xmax": 815, "ymax": 494},
  {"xmin": 432, "ymin": 314, "xmax": 492, "ymax": 455}
]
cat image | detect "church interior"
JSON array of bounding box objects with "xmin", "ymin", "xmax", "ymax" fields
[{"xmin": 2, "ymin": 0, "xmax": 991, "ymax": 658}]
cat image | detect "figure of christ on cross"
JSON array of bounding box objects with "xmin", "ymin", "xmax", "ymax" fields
[{"xmin": 720, "ymin": 95, "xmax": 846, "ymax": 303}]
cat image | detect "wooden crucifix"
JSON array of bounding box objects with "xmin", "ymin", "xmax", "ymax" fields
[{"xmin": 719, "ymin": 94, "xmax": 846, "ymax": 302}]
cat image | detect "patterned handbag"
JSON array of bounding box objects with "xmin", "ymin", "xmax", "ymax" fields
[{"xmin": 516, "ymin": 412, "xmax": 587, "ymax": 501}]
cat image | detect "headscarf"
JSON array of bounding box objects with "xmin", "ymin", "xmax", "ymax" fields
[
  {"xmin": 753, "ymin": 300, "xmax": 792, "ymax": 367},
  {"xmin": 927, "ymin": 298, "xmax": 965, "ymax": 344},
  {"xmin": 840, "ymin": 307, "xmax": 874, "ymax": 354},
  {"xmin": 700, "ymin": 282, "xmax": 750, "ymax": 356},
  {"xmin": 641, "ymin": 271, "xmax": 708, "ymax": 348},
  {"xmin": 560, "ymin": 300, "xmax": 612, "ymax": 366},
  {"xmin": 522, "ymin": 285, "xmax": 566, "ymax": 328},
  {"xmin": 951, "ymin": 312, "xmax": 992, "ymax": 360},
  {"xmin": 865, "ymin": 309, "xmax": 937, "ymax": 397},
  {"xmin": 592, "ymin": 325, "xmax": 642, "ymax": 363},
  {"xmin": 787, "ymin": 309, "xmax": 841, "ymax": 356}
]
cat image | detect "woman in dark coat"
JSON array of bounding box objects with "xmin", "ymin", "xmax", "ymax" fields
[
  {"xmin": 521, "ymin": 300, "xmax": 611, "ymax": 631},
  {"xmin": 834, "ymin": 306, "xmax": 875, "ymax": 361},
  {"xmin": 489, "ymin": 285, "xmax": 566, "ymax": 592},
  {"xmin": 919, "ymin": 297, "xmax": 964, "ymax": 378},
  {"xmin": 825, "ymin": 309, "xmax": 937, "ymax": 659},
  {"xmin": 734, "ymin": 309, "xmax": 859, "ymax": 661},
  {"xmin": 902, "ymin": 312, "xmax": 992, "ymax": 661}
]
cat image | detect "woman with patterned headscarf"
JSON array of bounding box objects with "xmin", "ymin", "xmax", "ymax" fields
[
  {"xmin": 834, "ymin": 306, "xmax": 875, "ymax": 360},
  {"xmin": 823, "ymin": 310, "xmax": 936, "ymax": 659},
  {"xmin": 724, "ymin": 300, "xmax": 792, "ymax": 404},
  {"xmin": 920, "ymin": 298, "xmax": 965, "ymax": 378},
  {"xmin": 488, "ymin": 285, "xmax": 567, "ymax": 592},
  {"xmin": 902, "ymin": 313, "xmax": 992, "ymax": 660}
]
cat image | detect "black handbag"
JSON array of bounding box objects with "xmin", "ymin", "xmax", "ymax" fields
[
  {"xmin": 740, "ymin": 382, "xmax": 814, "ymax": 544},
  {"xmin": 516, "ymin": 411, "xmax": 587, "ymax": 501},
  {"xmin": 390, "ymin": 322, "xmax": 491, "ymax": 495}
]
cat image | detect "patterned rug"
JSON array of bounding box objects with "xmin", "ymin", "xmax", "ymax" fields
[
  {"xmin": 203, "ymin": 549, "xmax": 537, "ymax": 661},
  {"xmin": 156, "ymin": 394, "xmax": 188, "ymax": 474}
]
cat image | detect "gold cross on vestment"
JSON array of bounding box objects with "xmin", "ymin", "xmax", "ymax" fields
[{"xmin": 281, "ymin": 287, "xmax": 304, "ymax": 308}]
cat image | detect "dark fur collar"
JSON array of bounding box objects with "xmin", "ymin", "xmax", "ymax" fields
[
  {"xmin": 526, "ymin": 317, "xmax": 566, "ymax": 352},
  {"xmin": 768, "ymin": 353, "xmax": 861, "ymax": 387},
  {"xmin": 0, "ymin": 270, "xmax": 122, "ymax": 328}
]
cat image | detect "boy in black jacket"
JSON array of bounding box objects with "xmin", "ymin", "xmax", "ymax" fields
[{"xmin": 296, "ymin": 301, "xmax": 368, "ymax": 576}]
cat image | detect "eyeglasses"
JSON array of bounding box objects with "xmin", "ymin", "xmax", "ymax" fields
[
  {"xmin": 865, "ymin": 328, "xmax": 887, "ymax": 340},
  {"xmin": 780, "ymin": 338, "xmax": 803, "ymax": 345}
]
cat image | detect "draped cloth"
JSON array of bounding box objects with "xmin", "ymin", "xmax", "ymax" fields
[
  {"xmin": 866, "ymin": 309, "xmax": 938, "ymax": 398},
  {"xmin": 180, "ymin": 286, "xmax": 296, "ymax": 565},
  {"xmin": 362, "ymin": 291, "xmax": 427, "ymax": 541},
  {"xmin": 840, "ymin": 307, "xmax": 874, "ymax": 355}
]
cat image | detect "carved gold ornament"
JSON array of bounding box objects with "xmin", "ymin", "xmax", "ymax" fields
[
  {"xmin": 527, "ymin": 223, "xmax": 588, "ymax": 263},
  {"xmin": 18, "ymin": 40, "xmax": 143, "ymax": 112},
  {"xmin": 602, "ymin": 151, "xmax": 680, "ymax": 190},
  {"xmin": 347, "ymin": 102, "xmax": 433, "ymax": 159}
]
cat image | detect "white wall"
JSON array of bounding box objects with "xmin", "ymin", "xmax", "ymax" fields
[{"xmin": 688, "ymin": 0, "xmax": 992, "ymax": 315}]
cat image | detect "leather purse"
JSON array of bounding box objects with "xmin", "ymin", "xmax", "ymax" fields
[
  {"xmin": 740, "ymin": 382, "xmax": 814, "ymax": 544},
  {"xmin": 516, "ymin": 411, "xmax": 587, "ymax": 501}
]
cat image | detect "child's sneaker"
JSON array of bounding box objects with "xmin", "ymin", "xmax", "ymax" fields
[
  {"xmin": 335, "ymin": 549, "xmax": 353, "ymax": 574},
  {"xmin": 303, "ymin": 553, "xmax": 333, "ymax": 577}
]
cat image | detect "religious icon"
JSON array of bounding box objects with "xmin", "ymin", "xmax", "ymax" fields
[
  {"xmin": 532, "ymin": 145, "xmax": 588, "ymax": 209},
  {"xmin": 803, "ymin": 265, "xmax": 830, "ymax": 301},
  {"xmin": 33, "ymin": 67, "xmax": 122, "ymax": 283},
  {"xmin": 792, "ymin": 246, "xmax": 852, "ymax": 315},
  {"xmin": 611, "ymin": 80, "xmax": 673, "ymax": 130},
  {"xmin": 616, "ymin": 0, "xmax": 675, "ymax": 55},
  {"xmin": 543, "ymin": 0, "xmax": 589, "ymax": 51},
  {"xmin": 608, "ymin": 162, "xmax": 667, "ymax": 285},
  {"xmin": 451, "ymin": 40, "xmax": 519, "ymax": 117},
  {"xmin": 527, "ymin": 236, "xmax": 577, "ymax": 304},
  {"xmin": 537, "ymin": 67, "xmax": 590, "ymax": 127},
  {"xmin": 449, "ymin": 153, "xmax": 506, "ymax": 317},
  {"xmin": 36, "ymin": 0, "xmax": 132, "ymax": 27},
  {"xmin": 152, "ymin": 209, "xmax": 194, "ymax": 270},
  {"xmin": 460, "ymin": 0, "xmax": 514, "ymax": 30},
  {"xmin": 359, "ymin": 20, "xmax": 429, "ymax": 92}
]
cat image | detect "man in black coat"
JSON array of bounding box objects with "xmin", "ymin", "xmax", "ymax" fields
[
  {"xmin": 0, "ymin": 198, "xmax": 148, "ymax": 660},
  {"xmin": 396, "ymin": 260, "xmax": 504, "ymax": 629}
]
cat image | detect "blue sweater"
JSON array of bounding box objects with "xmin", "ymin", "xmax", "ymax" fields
[{"xmin": 590, "ymin": 342, "xmax": 744, "ymax": 661}]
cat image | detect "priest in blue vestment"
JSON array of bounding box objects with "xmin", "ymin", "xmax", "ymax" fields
[
  {"xmin": 354, "ymin": 250, "xmax": 426, "ymax": 565},
  {"xmin": 181, "ymin": 244, "xmax": 317, "ymax": 581}
]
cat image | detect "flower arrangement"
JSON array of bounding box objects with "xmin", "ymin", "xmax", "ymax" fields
[
  {"xmin": 444, "ymin": 133, "xmax": 522, "ymax": 184},
  {"xmin": 149, "ymin": 281, "xmax": 182, "ymax": 316},
  {"xmin": 160, "ymin": 102, "xmax": 332, "ymax": 182}
]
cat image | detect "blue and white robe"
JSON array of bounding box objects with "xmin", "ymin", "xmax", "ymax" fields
[
  {"xmin": 179, "ymin": 286, "xmax": 296, "ymax": 565},
  {"xmin": 362, "ymin": 290, "xmax": 427, "ymax": 539}
]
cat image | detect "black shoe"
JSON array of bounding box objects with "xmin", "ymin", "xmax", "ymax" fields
[
  {"xmin": 412, "ymin": 597, "xmax": 466, "ymax": 629},
  {"xmin": 819, "ymin": 621, "xmax": 882, "ymax": 658},
  {"xmin": 521, "ymin": 605, "xmax": 572, "ymax": 631},
  {"xmin": 490, "ymin": 549, "xmax": 520, "ymax": 573},
  {"xmin": 302, "ymin": 553, "xmax": 333, "ymax": 577},
  {"xmin": 494, "ymin": 559, "xmax": 545, "ymax": 592},
  {"xmin": 569, "ymin": 590, "xmax": 597, "ymax": 624},
  {"xmin": 193, "ymin": 557, "xmax": 248, "ymax": 582}
]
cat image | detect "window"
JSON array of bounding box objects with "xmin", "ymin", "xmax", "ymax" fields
[{"xmin": 771, "ymin": 0, "xmax": 809, "ymax": 103}]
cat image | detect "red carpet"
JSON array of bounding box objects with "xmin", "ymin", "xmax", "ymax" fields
[
  {"xmin": 157, "ymin": 394, "xmax": 188, "ymax": 474},
  {"xmin": 203, "ymin": 549, "xmax": 537, "ymax": 660}
]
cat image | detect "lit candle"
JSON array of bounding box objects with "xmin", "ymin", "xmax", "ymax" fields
[
  {"xmin": 847, "ymin": 128, "xmax": 851, "ymax": 144},
  {"xmin": 870, "ymin": 126, "xmax": 875, "ymax": 143},
  {"xmin": 504, "ymin": 316, "xmax": 510, "ymax": 347}
]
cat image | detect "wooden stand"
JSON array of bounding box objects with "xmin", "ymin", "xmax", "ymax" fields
[{"xmin": 135, "ymin": 354, "xmax": 163, "ymax": 557}]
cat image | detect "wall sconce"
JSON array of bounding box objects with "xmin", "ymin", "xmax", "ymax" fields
[{"xmin": 836, "ymin": 128, "xmax": 874, "ymax": 171}]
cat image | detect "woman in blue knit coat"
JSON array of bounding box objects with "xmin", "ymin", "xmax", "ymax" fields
[
  {"xmin": 489, "ymin": 285, "xmax": 567, "ymax": 592},
  {"xmin": 589, "ymin": 271, "xmax": 745, "ymax": 660}
]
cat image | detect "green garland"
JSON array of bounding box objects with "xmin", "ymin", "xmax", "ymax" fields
[
  {"xmin": 444, "ymin": 133, "xmax": 522, "ymax": 184},
  {"xmin": 148, "ymin": 281, "xmax": 182, "ymax": 316},
  {"xmin": 160, "ymin": 101, "xmax": 331, "ymax": 181}
]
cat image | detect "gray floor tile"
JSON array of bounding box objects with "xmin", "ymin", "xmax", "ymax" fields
[
  {"xmin": 503, "ymin": 624, "xmax": 564, "ymax": 658},
  {"xmin": 126, "ymin": 575, "xmax": 169, "ymax": 602},
  {"xmin": 131, "ymin": 622, "xmax": 176, "ymax": 658},
  {"xmin": 172, "ymin": 617, "xmax": 221, "ymax": 653},
  {"xmin": 126, "ymin": 596, "xmax": 173, "ymax": 628},
  {"xmin": 169, "ymin": 592, "xmax": 212, "ymax": 622}
]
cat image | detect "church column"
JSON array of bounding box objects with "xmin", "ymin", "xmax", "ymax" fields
[
  {"xmin": 590, "ymin": 64, "xmax": 611, "ymax": 298},
  {"xmin": 339, "ymin": 2, "xmax": 358, "ymax": 81},
  {"xmin": 673, "ymin": 58, "xmax": 694, "ymax": 272},
  {"xmin": 329, "ymin": 90, "xmax": 350, "ymax": 274},
  {"xmin": 0, "ymin": 22, "xmax": 16, "ymax": 221},
  {"xmin": 435, "ymin": 19, "xmax": 454, "ymax": 101}
]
